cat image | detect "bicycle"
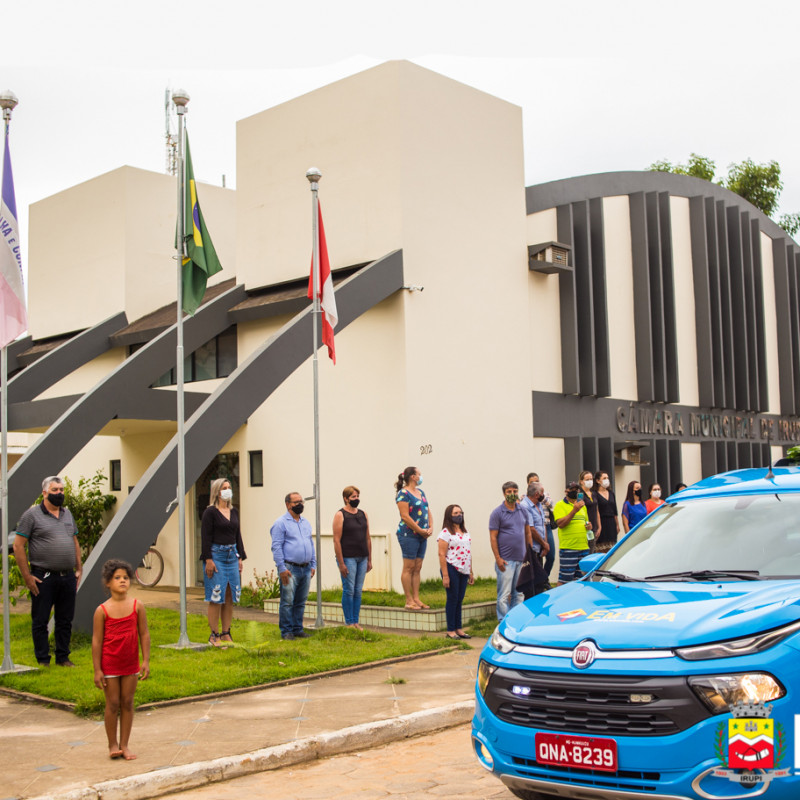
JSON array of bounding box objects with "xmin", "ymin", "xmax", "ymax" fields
[{"xmin": 135, "ymin": 545, "xmax": 164, "ymax": 587}]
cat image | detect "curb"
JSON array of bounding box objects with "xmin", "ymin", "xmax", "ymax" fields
[{"xmin": 25, "ymin": 701, "xmax": 474, "ymax": 800}]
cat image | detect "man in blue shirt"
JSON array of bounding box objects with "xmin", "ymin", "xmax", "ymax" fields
[
  {"xmin": 518, "ymin": 481, "xmax": 551, "ymax": 598},
  {"xmin": 270, "ymin": 492, "xmax": 317, "ymax": 640}
]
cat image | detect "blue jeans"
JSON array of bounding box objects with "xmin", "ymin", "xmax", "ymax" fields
[
  {"xmin": 279, "ymin": 563, "xmax": 312, "ymax": 636},
  {"xmin": 444, "ymin": 562, "xmax": 469, "ymax": 631},
  {"xmin": 340, "ymin": 556, "xmax": 368, "ymax": 625},
  {"xmin": 544, "ymin": 525, "xmax": 556, "ymax": 577},
  {"xmin": 495, "ymin": 559, "xmax": 524, "ymax": 620}
]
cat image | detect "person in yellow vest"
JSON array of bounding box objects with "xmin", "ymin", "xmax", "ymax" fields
[{"xmin": 553, "ymin": 481, "xmax": 591, "ymax": 585}]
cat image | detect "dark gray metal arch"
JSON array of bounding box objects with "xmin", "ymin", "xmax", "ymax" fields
[
  {"xmin": 8, "ymin": 285, "xmax": 246, "ymax": 526},
  {"xmin": 526, "ymin": 172, "xmax": 799, "ymax": 244},
  {"xmin": 7, "ymin": 312, "xmax": 127, "ymax": 405},
  {"xmin": 74, "ymin": 250, "xmax": 404, "ymax": 630}
]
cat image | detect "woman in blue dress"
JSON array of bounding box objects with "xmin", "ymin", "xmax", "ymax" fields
[
  {"xmin": 395, "ymin": 466, "xmax": 432, "ymax": 610},
  {"xmin": 621, "ymin": 480, "xmax": 648, "ymax": 534}
]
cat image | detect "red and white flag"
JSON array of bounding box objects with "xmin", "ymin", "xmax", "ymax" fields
[{"xmin": 307, "ymin": 202, "xmax": 338, "ymax": 363}]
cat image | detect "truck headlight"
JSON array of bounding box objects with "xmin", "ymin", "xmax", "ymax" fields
[
  {"xmin": 489, "ymin": 625, "xmax": 516, "ymax": 654},
  {"xmin": 477, "ymin": 660, "xmax": 497, "ymax": 697},
  {"xmin": 688, "ymin": 673, "xmax": 785, "ymax": 714},
  {"xmin": 676, "ymin": 619, "xmax": 800, "ymax": 660}
]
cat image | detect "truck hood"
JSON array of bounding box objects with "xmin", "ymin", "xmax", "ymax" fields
[{"xmin": 502, "ymin": 580, "xmax": 800, "ymax": 649}]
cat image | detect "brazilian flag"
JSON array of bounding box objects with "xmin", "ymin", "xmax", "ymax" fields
[{"xmin": 180, "ymin": 133, "xmax": 222, "ymax": 314}]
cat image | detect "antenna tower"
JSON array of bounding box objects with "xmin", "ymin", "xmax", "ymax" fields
[{"xmin": 164, "ymin": 88, "xmax": 178, "ymax": 176}]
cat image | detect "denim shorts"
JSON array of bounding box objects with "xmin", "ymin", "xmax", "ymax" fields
[{"xmin": 397, "ymin": 530, "xmax": 427, "ymax": 560}]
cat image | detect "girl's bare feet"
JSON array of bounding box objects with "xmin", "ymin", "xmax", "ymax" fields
[
  {"xmin": 120, "ymin": 746, "xmax": 137, "ymax": 760},
  {"xmin": 109, "ymin": 744, "xmax": 123, "ymax": 759}
]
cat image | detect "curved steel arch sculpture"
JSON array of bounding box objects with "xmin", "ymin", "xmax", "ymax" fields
[
  {"xmin": 7, "ymin": 286, "xmax": 246, "ymax": 527},
  {"xmin": 74, "ymin": 250, "xmax": 404, "ymax": 629}
]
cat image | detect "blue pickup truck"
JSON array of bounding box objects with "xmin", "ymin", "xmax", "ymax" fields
[{"xmin": 472, "ymin": 467, "xmax": 800, "ymax": 799}]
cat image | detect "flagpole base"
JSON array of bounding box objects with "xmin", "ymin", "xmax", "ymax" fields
[
  {"xmin": 159, "ymin": 641, "xmax": 210, "ymax": 652},
  {"xmin": 0, "ymin": 657, "xmax": 38, "ymax": 675}
]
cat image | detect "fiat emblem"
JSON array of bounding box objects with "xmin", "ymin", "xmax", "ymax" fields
[{"xmin": 572, "ymin": 639, "xmax": 597, "ymax": 669}]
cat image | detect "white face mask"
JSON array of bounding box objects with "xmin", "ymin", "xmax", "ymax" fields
[
  {"xmin": 220, "ymin": 488, "xmax": 233, "ymax": 501},
  {"xmin": 583, "ymin": 479, "xmax": 593, "ymax": 489},
  {"xmin": 601, "ymin": 478, "xmax": 610, "ymax": 488},
  {"xmin": 652, "ymin": 490, "xmax": 661, "ymax": 499}
]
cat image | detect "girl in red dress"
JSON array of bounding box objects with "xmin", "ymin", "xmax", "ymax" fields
[{"xmin": 92, "ymin": 560, "xmax": 150, "ymax": 760}]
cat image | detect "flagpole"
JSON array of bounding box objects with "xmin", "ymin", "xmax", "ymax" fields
[
  {"xmin": 0, "ymin": 93, "xmax": 18, "ymax": 673},
  {"xmin": 173, "ymin": 90, "xmax": 191, "ymax": 648},
  {"xmin": 306, "ymin": 168, "xmax": 324, "ymax": 629}
]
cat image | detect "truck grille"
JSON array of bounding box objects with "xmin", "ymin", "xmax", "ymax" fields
[{"xmin": 485, "ymin": 668, "xmax": 710, "ymax": 736}]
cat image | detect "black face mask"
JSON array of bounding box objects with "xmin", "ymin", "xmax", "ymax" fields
[
  {"xmin": 634, "ymin": 489, "xmax": 642, "ymax": 498},
  {"xmin": 566, "ymin": 491, "xmax": 578, "ymax": 500},
  {"xmin": 451, "ymin": 514, "xmax": 464, "ymax": 525},
  {"xmin": 48, "ymin": 493, "xmax": 65, "ymax": 507},
  {"xmin": 348, "ymin": 498, "xmax": 360, "ymax": 508},
  {"xmin": 291, "ymin": 503, "xmax": 304, "ymax": 515}
]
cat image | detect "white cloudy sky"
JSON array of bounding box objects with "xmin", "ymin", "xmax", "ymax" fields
[{"xmin": 4, "ymin": 0, "xmax": 800, "ymax": 276}]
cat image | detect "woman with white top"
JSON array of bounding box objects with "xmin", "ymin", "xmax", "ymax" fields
[{"xmin": 437, "ymin": 504, "xmax": 474, "ymax": 640}]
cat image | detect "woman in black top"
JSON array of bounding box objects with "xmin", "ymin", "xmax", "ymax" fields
[
  {"xmin": 201, "ymin": 478, "xmax": 246, "ymax": 646},
  {"xmin": 579, "ymin": 470, "xmax": 600, "ymax": 553},
  {"xmin": 594, "ymin": 470, "xmax": 620, "ymax": 551},
  {"xmin": 332, "ymin": 485, "xmax": 372, "ymax": 629}
]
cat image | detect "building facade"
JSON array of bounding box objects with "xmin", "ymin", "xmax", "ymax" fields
[{"xmin": 8, "ymin": 61, "xmax": 800, "ymax": 629}]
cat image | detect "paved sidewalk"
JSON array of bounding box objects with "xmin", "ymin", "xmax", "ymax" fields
[{"xmin": 0, "ymin": 587, "xmax": 486, "ymax": 800}]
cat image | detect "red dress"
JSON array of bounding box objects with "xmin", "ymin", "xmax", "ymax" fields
[{"xmin": 101, "ymin": 599, "xmax": 140, "ymax": 676}]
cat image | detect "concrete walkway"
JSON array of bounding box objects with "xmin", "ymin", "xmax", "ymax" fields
[{"xmin": 0, "ymin": 586, "xmax": 486, "ymax": 800}]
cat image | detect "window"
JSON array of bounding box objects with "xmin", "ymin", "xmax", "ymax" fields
[
  {"xmin": 249, "ymin": 451, "xmax": 263, "ymax": 487},
  {"xmin": 131, "ymin": 326, "xmax": 238, "ymax": 386},
  {"xmin": 110, "ymin": 460, "xmax": 121, "ymax": 492}
]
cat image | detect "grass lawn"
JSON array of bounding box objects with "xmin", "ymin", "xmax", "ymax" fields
[
  {"xmin": 0, "ymin": 608, "xmax": 462, "ymax": 716},
  {"xmin": 305, "ymin": 576, "xmax": 497, "ymax": 608}
]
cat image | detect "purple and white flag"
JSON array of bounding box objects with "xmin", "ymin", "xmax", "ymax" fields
[{"xmin": 0, "ymin": 132, "xmax": 27, "ymax": 348}]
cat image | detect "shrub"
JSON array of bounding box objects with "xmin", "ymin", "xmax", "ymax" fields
[{"xmin": 240, "ymin": 568, "xmax": 281, "ymax": 607}]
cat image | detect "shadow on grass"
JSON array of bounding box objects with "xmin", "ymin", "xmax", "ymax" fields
[{"xmin": 0, "ymin": 608, "xmax": 462, "ymax": 716}]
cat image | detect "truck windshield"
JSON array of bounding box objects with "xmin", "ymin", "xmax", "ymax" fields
[{"xmin": 602, "ymin": 494, "xmax": 800, "ymax": 580}]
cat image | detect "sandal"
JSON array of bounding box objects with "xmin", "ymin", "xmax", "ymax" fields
[
  {"xmin": 219, "ymin": 629, "xmax": 233, "ymax": 642},
  {"xmin": 209, "ymin": 632, "xmax": 221, "ymax": 647}
]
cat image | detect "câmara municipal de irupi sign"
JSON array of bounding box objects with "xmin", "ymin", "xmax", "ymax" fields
[{"xmin": 616, "ymin": 403, "xmax": 800, "ymax": 444}]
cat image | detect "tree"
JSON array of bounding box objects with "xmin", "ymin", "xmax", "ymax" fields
[
  {"xmin": 649, "ymin": 153, "xmax": 716, "ymax": 182},
  {"xmin": 722, "ymin": 158, "xmax": 782, "ymax": 218},
  {"xmin": 647, "ymin": 154, "xmax": 797, "ymax": 236}
]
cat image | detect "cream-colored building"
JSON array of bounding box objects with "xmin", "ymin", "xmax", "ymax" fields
[{"xmin": 8, "ymin": 61, "xmax": 800, "ymax": 629}]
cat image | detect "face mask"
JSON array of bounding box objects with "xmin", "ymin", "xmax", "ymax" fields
[
  {"xmin": 634, "ymin": 488, "xmax": 642, "ymax": 498},
  {"xmin": 220, "ymin": 488, "xmax": 233, "ymax": 501},
  {"xmin": 566, "ymin": 491, "xmax": 578, "ymax": 500},
  {"xmin": 505, "ymin": 493, "xmax": 518, "ymax": 503},
  {"xmin": 601, "ymin": 479, "xmax": 610, "ymax": 488},
  {"xmin": 451, "ymin": 514, "xmax": 464, "ymax": 525},
  {"xmin": 416, "ymin": 476, "xmax": 423, "ymax": 486},
  {"xmin": 291, "ymin": 503, "xmax": 304, "ymax": 515},
  {"xmin": 48, "ymin": 492, "xmax": 65, "ymax": 507},
  {"xmin": 348, "ymin": 498, "xmax": 360, "ymax": 508},
  {"xmin": 652, "ymin": 490, "xmax": 661, "ymax": 499},
  {"xmin": 583, "ymin": 479, "xmax": 593, "ymax": 489}
]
